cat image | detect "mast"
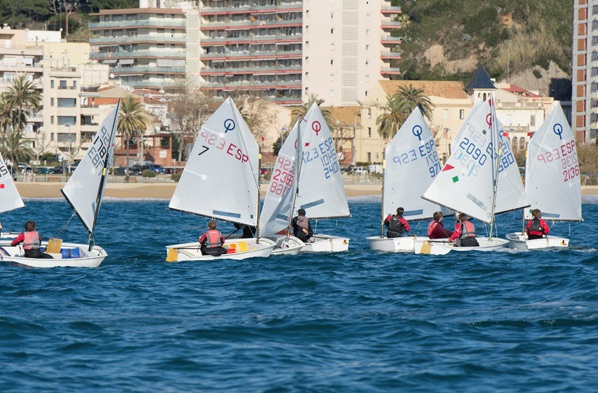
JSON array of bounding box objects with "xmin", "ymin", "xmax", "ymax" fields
[
  {"xmin": 488, "ymin": 94, "xmax": 501, "ymax": 239},
  {"xmin": 88, "ymin": 100, "xmax": 120, "ymax": 250},
  {"xmin": 287, "ymin": 116, "xmax": 304, "ymax": 236},
  {"xmin": 379, "ymin": 158, "xmax": 386, "ymax": 237}
]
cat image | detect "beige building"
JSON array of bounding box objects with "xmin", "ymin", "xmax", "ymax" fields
[
  {"xmin": 40, "ymin": 43, "xmax": 118, "ymax": 163},
  {"xmin": 358, "ymin": 80, "xmax": 472, "ymax": 164},
  {"xmin": 572, "ymin": 0, "xmax": 595, "ymax": 142},
  {"xmin": 0, "ymin": 28, "xmax": 61, "ymax": 151}
]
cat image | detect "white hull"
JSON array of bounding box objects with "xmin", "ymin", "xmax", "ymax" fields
[
  {"xmin": 166, "ymin": 238, "xmax": 275, "ymax": 262},
  {"xmin": 367, "ymin": 235, "xmax": 432, "ymax": 253},
  {"xmin": 267, "ymin": 235, "xmax": 304, "ymax": 256},
  {"xmin": 300, "ymin": 234, "xmax": 349, "ymax": 253},
  {"xmin": 425, "ymin": 237, "xmax": 509, "ymax": 254},
  {"xmin": 0, "ymin": 241, "xmax": 107, "ymax": 268},
  {"xmin": 506, "ymin": 232, "xmax": 570, "ymax": 251}
]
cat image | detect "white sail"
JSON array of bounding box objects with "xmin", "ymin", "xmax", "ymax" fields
[
  {"xmin": 423, "ymin": 97, "xmax": 527, "ymax": 223},
  {"xmin": 0, "ymin": 153, "xmax": 25, "ymax": 214},
  {"xmin": 260, "ymin": 118, "xmax": 302, "ymax": 236},
  {"xmin": 169, "ymin": 97, "xmax": 260, "ymax": 226},
  {"xmin": 494, "ymin": 117, "xmax": 529, "ymax": 215},
  {"xmin": 294, "ymin": 103, "xmax": 350, "ymax": 219},
  {"xmin": 62, "ymin": 102, "xmax": 119, "ymax": 233},
  {"xmin": 384, "ymin": 108, "xmax": 442, "ymax": 221},
  {"xmin": 523, "ymin": 103, "xmax": 582, "ymax": 221}
]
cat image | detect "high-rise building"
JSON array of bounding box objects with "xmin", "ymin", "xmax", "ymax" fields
[
  {"xmin": 199, "ymin": 0, "xmax": 402, "ymax": 106},
  {"xmin": 572, "ymin": 0, "xmax": 595, "ymax": 142},
  {"xmin": 89, "ymin": 0, "xmax": 200, "ymax": 90}
]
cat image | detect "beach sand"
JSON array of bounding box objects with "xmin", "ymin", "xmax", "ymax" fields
[
  {"xmin": 15, "ymin": 182, "xmax": 598, "ymax": 199},
  {"xmin": 15, "ymin": 182, "xmax": 385, "ymax": 199}
]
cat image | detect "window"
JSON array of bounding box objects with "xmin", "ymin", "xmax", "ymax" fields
[
  {"xmin": 51, "ymin": 116, "xmax": 54, "ymax": 125},
  {"xmin": 365, "ymin": 44, "xmax": 370, "ymax": 51},
  {"xmin": 530, "ymin": 114, "xmax": 536, "ymax": 127},
  {"xmin": 51, "ymin": 98, "xmax": 54, "ymax": 107},
  {"xmin": 331, "ymin": 28, "xmax": 334, "ymax": 34},
  {"xmin": 460, "ymin": 109, "xmax": 465, "ymax": 119},
  {"xmin": 368, "ymin": 127, "xmax": 372, "ymax": 137},
  {"xmin": 331, "ymin": 43, "xmax": 335, "ymax": 51},
  {"xmin": 51, "ymin": 80, "xmax": 54, "ymax": 89},
  {"xmin": 331, "ymin": 59, "xmax": 334, "ymax": 65}
]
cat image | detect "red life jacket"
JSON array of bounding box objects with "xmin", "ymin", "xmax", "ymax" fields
[
  {"xmin": 527, "ymin": 218, "xmax": 545, "ymax": 236},
  {"xmin": 23, "ymin": 231, "xmax": 41, "ymax": 250},
  {"xmin": 427, "ymin": 221, "xmax": 438, "ymax": 237},
  {"xmin": 205, "ymin": 230, "xmax": 223, "ymax": 248},
  {"xmin": 459, "ymin": 221, "xmax": 475, "ymax": 239}
]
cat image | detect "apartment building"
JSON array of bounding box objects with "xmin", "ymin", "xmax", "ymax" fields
[
  {"xmin": 572, "ymin": 0, "xmax": 596, "ymax": 142},
  {"xmin": 89, "ymin": 0, "xmax": 200, "ymax": 90},
  {"xmin": 199, "ymin": 0, "xmax": 401, "ymax": 106},
  {"xmin": 41, "ymin": 43, "xmax": 114, "ymax": 162},
  {"xmin": 0, "ymin": 28, "xmax": 60, "ymax": 145}
]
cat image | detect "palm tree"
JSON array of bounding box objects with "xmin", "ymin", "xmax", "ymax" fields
[
  {"xmin": 0, "ymin": 129, "xmax": 35, "ymax": 168},
  {"xmin": 396, "ymin": 84, "xmax": 434, "ymax": 121},
  {"xmin": 290, "ymin": 93, "xmax": 334, "ymax": 130},
  {"xmin": 376, "ymin": 94, "xmax": 412, "ymax": 139},
  {"xmin": 117, "ymin": 95, "xmax": 149, "ymax": 178},
  {"xmin": 2, "ymin": 74, "xmax": 41, "ymax": 134}
]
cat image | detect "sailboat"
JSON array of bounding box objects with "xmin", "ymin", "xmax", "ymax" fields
[
  {"xmin": 506, "ymin": 103, "xmax": 582, "ymax": 250},
  {"xmin": 288, "ymin": 103, "xmax": 350, "ymax": 252},
  {"xmin": 1, "ymin": 102, "xmax": 120, "ymax": 268},
  {"xmin": 422, "ymin": 96, "xmax": 529, "ymax": 252},
  {"xmin": 0, "ymin": 153, "xmax": 26, "ymax": 240},
  {"xmin": 258, "ymin": 115, "xmax": 306, "ymax": 255},
  {"xmin": 366, "ymin": 107, "xmax": 445, "ymax": 253},
  {"xmin": 165, "ymin": 97, "xmax": 275, "ymax": 261}
]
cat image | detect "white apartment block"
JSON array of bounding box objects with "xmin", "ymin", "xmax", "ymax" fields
[
  {"xmin": 199, "ymin": 0, "xmax": 401, "ymax": 106},
  {"xmin": 0, "ymin": 27, "xmax": 61, "ymax": 145},
  {"xmin": 89, "ymin": 0, "xmax": 199, "ymax": 90},
  {"xmin": 572, "ymin": 0, "xmax": 596, "ymax": 142}
]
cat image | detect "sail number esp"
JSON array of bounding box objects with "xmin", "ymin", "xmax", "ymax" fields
[
  {"xmin": 390, "ymin": 139, "xmax": 441, "ymax": 178},
  {"xmin": 197, "ymin": 130, "xmax": 249, "ymax": 163},
  {"xmin": 302, "ymin": 137, "xmax": 339, "ymax": 179},
  {"xmin": 536, "ymin": 140, "xmax": 579, "ymax": 182}
]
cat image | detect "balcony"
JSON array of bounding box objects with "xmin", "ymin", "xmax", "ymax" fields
[
  {"xmin": 200, "ymin": 34, "xmax": 302, "ymax": 46},
  {"xmin": 90, "ymin": 36, "xmax": 186, "ymax": 45},
  {"xmin": 380, "ymin": 51, "xmax": 401, "ymax": 60},
  {"xmin": 381, "ymin": 36, "xmax": 403, "ymax": 45},
  {"xmin": 89, "ymin": 20, "xmax": 186, "ymax": 29},
  {"xmin": 92, "ymin": 51, "xmax": 186, "ymax": 59},
  {"xmin": 201, "ymin": 65, "xmax": 302, "ymax": 76},
  {"xmin": 201, "ymin": 49, "xmax": 302, "ymax": 60},
  {"xmin": 111, "ymin": 66, "xmax": 185, "ymax": 74},
  {"xmin": 380, "ymin": 5, "xmax": 402, "ymax": 14},
  {"xmin": 200, "ymin": 19, "xmax": 303, "ymax": 31},
  {"xmin": 200, "ymin": 4, "xmax": 302, "ymax": 15},
  {"xmin": 380, "ymin": 67, "xmax": 401, "ymax": 76}
]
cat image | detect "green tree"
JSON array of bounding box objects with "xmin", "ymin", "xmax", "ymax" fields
[
  {"xmin": 376, "ymin": 94, "xmax": 411, "ymax": 139},
  {"xmin": 117, "ymin": 95, "xmax": 149, "ymax": 177},
  {"xmin": 396, "ymin": 84, "xmax": 435, "ymax": 121},
  {"xmin": 2, "ymin": 74, "xmax": 41, "ymax": 134},
  {"xmin": 290, "ymin": 93, "xmax": 334, "ymax": 131},
  {"xmin": 0, "ymin": 129, "xmax": 35, "ymax": 167}
]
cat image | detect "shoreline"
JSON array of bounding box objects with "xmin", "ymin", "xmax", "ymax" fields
[{"xmin": 14, "ymin": 182, "xmax": 598, "ymax": 199}]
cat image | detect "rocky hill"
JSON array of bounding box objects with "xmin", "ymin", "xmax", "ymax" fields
[{"xmin": 395, "ymin": 0, "xmax": 574, "ymax": 96}]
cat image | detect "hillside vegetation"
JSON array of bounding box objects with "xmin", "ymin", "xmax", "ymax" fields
[{"xmin": 395, "ymin": 0, "xmax": 573, "ymax": 83}]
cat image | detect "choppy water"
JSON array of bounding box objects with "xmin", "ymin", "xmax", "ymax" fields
[{"xmin": 1, "ymin": 197, "xmax": 597, "ymax": 392}]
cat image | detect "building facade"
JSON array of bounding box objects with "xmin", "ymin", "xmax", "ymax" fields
[
  {"xmin": 89, "ymin": 0, "xmax": 199, "ymax": 90},
  {"xmin": 0, "ymin": 28, "xmax": 61, "ymax": 148},
  {"xmin": 199, "ymin": 0, "xmax": 401, "ymax": 106},
  {"xmin": 572, "ymin": 0, "xmax": 596, "ymax": 142}
]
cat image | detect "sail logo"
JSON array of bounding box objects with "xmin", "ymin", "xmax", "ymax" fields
[
  {"xmin": 553, "ymin": 124, "xmax": 563, "ymax": 140},
  {"xmin": 312, "ymin": 121, "xmax": 321, "ymax": 136},
  {"xmin": 224, "ymin": 118, "xmax": 236, "ymax": 133},
  {"xmin": 411, "ymin": 125, "xmax": 423, "ymax": 141}
]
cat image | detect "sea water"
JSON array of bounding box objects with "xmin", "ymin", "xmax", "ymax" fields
[{"xmin": 0, "ymin": 197, "xmax": 597, "ymax": 392}]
